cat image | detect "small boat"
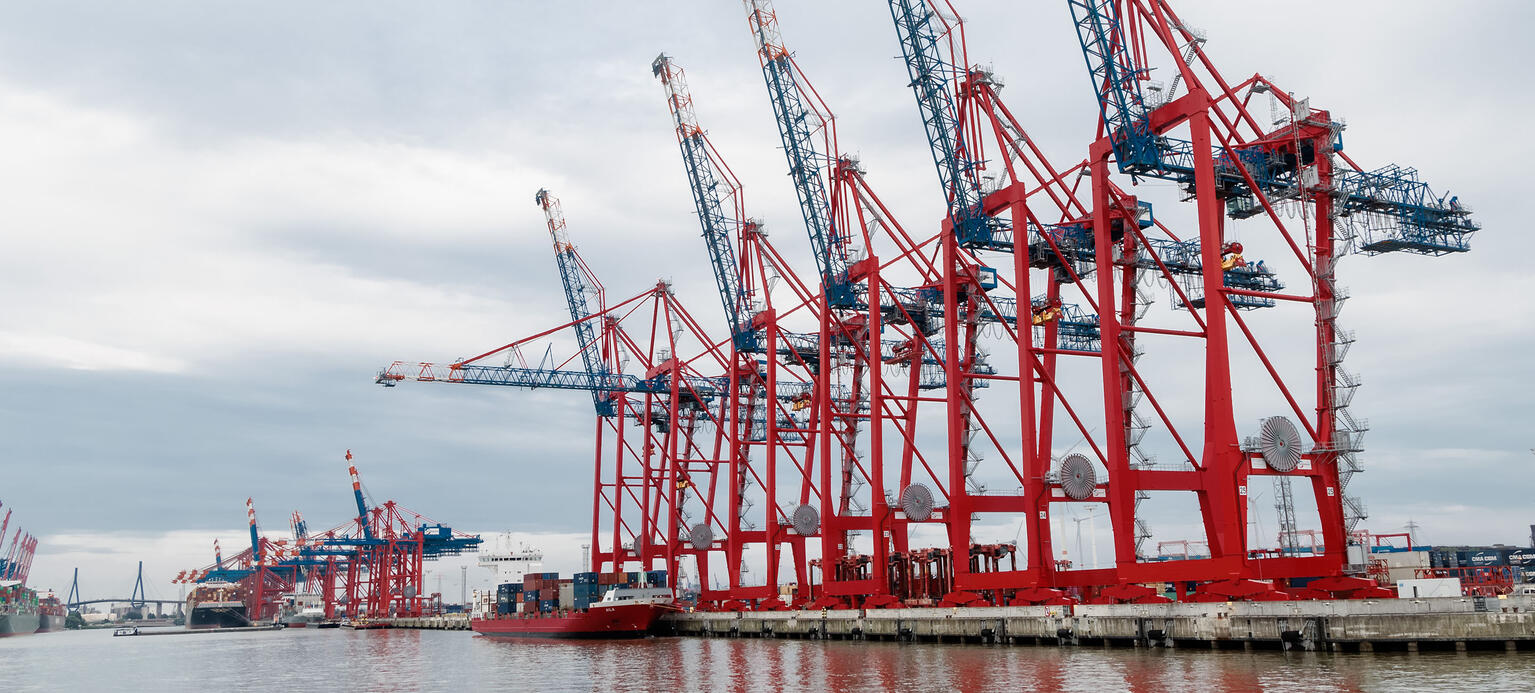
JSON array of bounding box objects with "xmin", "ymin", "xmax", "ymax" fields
[
  {"xmin": 279, "ymin": 593, "xmax": 326, "ymax": 628},
  {"xmin": 113, "ymin": 626, "xmax": 140, "ymax": 637}
]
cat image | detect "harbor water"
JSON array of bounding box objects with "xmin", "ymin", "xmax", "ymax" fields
[{"xmin": 2, "ymin": 628, "xmax": 1533, "ymax": 691}]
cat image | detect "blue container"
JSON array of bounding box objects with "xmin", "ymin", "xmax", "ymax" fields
[
  {"xmin": 1465, "ymin": 549, "xmax": 1506, "ymax": 566},
  {"xmin": 574, "ymin": 572, "xmax": 597, "ymax": 585},
  {"xmin": 646, "ymin": 570, "xmax": 668, "ymax": 587}
]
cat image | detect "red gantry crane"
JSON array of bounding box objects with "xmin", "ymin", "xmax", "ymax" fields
[{"xmin": 377, "ymin": 0, "xmax": 1475, "ymax": 610}]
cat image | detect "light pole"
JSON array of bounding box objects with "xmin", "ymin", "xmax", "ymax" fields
[{"xmin": 1072, "ymin": 508, "xmax": 1104, "ymax": 570}]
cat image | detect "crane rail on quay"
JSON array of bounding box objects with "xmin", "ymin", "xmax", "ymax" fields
[{"xmin": 379, "ymin": 0, "xmax": 1483, "ymax": 614}]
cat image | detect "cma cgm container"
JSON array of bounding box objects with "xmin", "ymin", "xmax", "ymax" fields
[{"xmin": 1461, "ymin": 550, "xmax": 1508, "ymax": 567}]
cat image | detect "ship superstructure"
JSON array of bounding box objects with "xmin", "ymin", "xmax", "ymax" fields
[{"xmin": 477, "ymin": 535, "xmax": 544, "ymax": 586}]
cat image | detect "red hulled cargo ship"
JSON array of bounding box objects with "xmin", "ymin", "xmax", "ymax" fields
[
  {"xmin": 471, "ymin": 592, "xmax": 670, "ymax": 639},
  {"xmin": 471, "ymin": 568, "xmax": 673, "ymax": 639},
  {"xmin": 36, "ymin": 593, "xmax": 65, "ymax": 632}
]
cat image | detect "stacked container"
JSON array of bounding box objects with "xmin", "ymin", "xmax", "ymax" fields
[
  {"xmin": 1462, "ymin": 549, "xmax": 1509, "ymax": 567},
  {"xmin": 493, "ymin": 582, "xmax": 524, "ymax": 616},
  {"xmin": 522, "ymin": 572, "xmax": 561, "ymax": 614},
  {"xmin": 558, "ymin": 579, "xmax": 574, "ymax": 610},
  {"xmin": 572, "ymin": 572, "xmax": 601, "ymax": 610}
]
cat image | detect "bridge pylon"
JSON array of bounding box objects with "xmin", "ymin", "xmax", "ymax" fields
[
  {"xmin": 66, "ymin": 567, "xmax": 81, "ymax": 612},
  {"xmin": 129, "ymin": 561, "xmax": 146, "ymax": 608}
]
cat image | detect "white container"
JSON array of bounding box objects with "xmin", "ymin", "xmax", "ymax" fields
[{"xmin": 1395, "ymin": 577, "xmax": 1461, "ymax": 599}]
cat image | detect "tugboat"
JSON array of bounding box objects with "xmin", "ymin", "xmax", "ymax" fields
[{"xmin": 279, "ymin": 593, "xmax": 326, "ymax": 628}]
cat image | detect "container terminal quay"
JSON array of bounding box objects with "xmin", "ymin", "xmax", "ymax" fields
[{"xmin": 20, "ymin": 0, "xmax": 1532, "ymax": 659}]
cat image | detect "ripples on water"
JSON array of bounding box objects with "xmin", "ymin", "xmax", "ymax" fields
[{"xmin": 1, "ymin": 628, "xmax": 1531, "ymax": 692}]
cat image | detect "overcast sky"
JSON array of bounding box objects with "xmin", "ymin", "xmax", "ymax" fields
[{"xmin": 1, "ymin": 0, "xmax": 1529, "ymax": 598}]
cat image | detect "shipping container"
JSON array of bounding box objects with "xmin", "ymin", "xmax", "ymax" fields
[
  {"xmin": 1430, "ymin": 549, "xmax": 1460, "ymax": 568},
  {"xmin": 1396, "ymin": 577, "xmax": 1461, "ymax": 598},
  {"xmin": 1462, "ymin": 550, "xmax": 1506, "ymax": 567}
]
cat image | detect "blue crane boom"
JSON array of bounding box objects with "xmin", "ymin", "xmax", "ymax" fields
[
  {"xmin": 535, "ymin": 189, "xmax": 620, "ymax": 415},
  {"xmin": 1066, "ymin": 0, "xmax": 1476, "ymax": 255},
  {"xmin": 383, "ymin": 360, "xmax": 853, "ymax": 407},
  {"xmin": 741, "ymin": 2, "xmax": 854, "ymax": 306},
  {"xmin": 1067, "ymin": 0, "xmax": 1160, "ymax": 174},
  {"xmin": 652, "ymin": 55, "xmax": 755, "ymax": 350},
  {"xmin": 345, "ymin": 449, "xmax": 373, "ymax": 541},
  {"xmin": 246, "ymin": 498, "xmax": 262, "ymax": 565},
  {"xmin": 886, "ymin": 0, "xmax": 1006, "ymax": 250}
]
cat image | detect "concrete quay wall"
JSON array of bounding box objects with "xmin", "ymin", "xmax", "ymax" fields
[
  {"xmin": 385, "ymin": 614, "xmax": 471, "ymax": 630},
  {"xmin": 659, "ymin": 596, "xmax": 1535, "ymax": 653}
]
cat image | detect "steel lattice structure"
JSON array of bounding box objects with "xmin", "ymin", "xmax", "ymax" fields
[
  {"xmin": 380, "ymin": 0, "xmax": 1476, "ymax": 609},
  {"xmin": 178, "ymin": 454, "xmax": 481, "ymax": 621}
]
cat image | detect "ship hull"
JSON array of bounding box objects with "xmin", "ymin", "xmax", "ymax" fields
[
  {"xmin": 36, "ymin": 613, "xmax": 66, "ymax": 633},
  {"xmin": 282, "ymin": 611, "xmax": 325, "ymax": 628},
  {"xmin": 472, "ymin": 602, "xmax": 663, "ymax": 639},
  {"xmin": 0, "ymin": 613, "xmax": 41, "ymax": 637},
  {"xmin": 188, "ymin": 605, "xmax": 250, "ymax": 629}
]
